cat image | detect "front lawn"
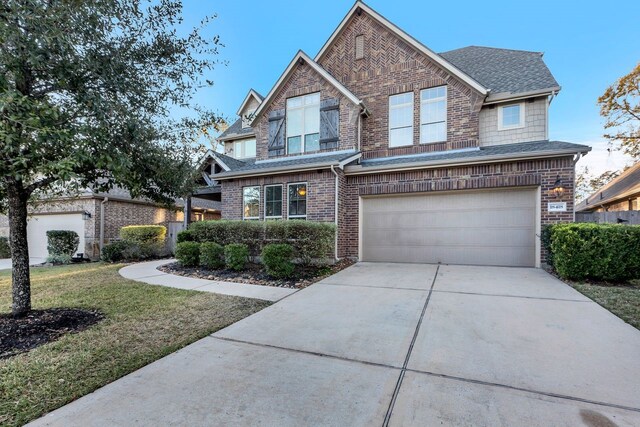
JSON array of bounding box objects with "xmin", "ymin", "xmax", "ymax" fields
[
  {"xmin": 571, "ymin": 281, "xmax": 640, "ymax": 330},
  {"xmin": 0, "ymin": 263, "xmax": 269, "ymax": 426}
]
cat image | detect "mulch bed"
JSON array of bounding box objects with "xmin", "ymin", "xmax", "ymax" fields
[
  {"xmin": 0, "ymin": 308, "xmax": 104, "ymax": 359},
  {"xmin": 159, "ymin": 259, "xmax": 355, "ymax": 289}
]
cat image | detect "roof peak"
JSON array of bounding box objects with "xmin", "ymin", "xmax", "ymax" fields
[{"xmin": 441, "ymin": 45, "xmax": 543, "ymax": 56}]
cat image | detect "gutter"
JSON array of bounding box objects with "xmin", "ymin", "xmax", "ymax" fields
[
  {"xmin": 99, "ymin": 197, "xmax": 108, "ymax": 252},
  {"xmin": 483, "ymin": 87, "xmax": 561, "ymax": 105}
]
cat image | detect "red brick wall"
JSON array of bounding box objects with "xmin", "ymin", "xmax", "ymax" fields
[{"xmin": 317, "ymin": 10, "xmax": 484, "ymax": 159}]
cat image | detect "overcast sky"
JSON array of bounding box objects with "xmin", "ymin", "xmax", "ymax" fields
[{"xmin": 183, "ymin": 0, "xmax": 639, "ymax": 174}]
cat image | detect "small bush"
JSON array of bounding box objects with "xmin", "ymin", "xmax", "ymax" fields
[
  {"xmin": 550, "ymin": 223, "xmax": 640, "ymax": 282},
  {"xmin": 176, "ymin": 229, "xmax": 194, "ymax": 243},
  {"xmin": 175, "ymin": 241, "xmax": 200, "ymax": 267},
  {"xmin": 225, "ymin": 243, "xmax": 249, "ymax": 271},
  {"xmin": 0, "ymin": 237, "xmax": 10, "ymax": 258},
  {"xmin": 46, "ymin": 230, "xmax": 79, "ymax": 256},
  {"xmin": 200, "ymin": 242, "xmax": 224, "ymax": 269},
  {"xmin": 46, "ymin": 253, "xmax": 72, "ymax": 265},
  {"xmin": 262, "ymin": 243, "xmax": 295, "ymax": 278},
  {"xmin": 120, "ymin": 225, "xmax": 166, "ymax": 257},
  {"xmin": 101, "ymin": 240, "xmax": 141, "ymax": 263},
  {"xmin": 540, "ymin": 224, "xmax": 555, "ymax": 268}
]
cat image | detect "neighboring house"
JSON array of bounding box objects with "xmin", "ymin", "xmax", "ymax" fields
[
  {"xmin": 0, "ymin": 189, "xmax": 220, "ymax": 260},
  {"xmin": 576, "ymin": 162, "xmax": 640, "ymax": 212},
  {"xmin": 192, "ymin": 1, "xmax": 592, "ymax": 267}
]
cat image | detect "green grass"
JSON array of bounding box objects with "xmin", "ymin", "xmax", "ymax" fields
[
  {"xmin": 571, "ymin": 280, "xmax": 640, "ymax": 330},
  {"xmin": 0, "ymin": 263, "xmax": 270, "ymax": 426}
]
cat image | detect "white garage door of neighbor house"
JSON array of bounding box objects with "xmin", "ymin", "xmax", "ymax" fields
[
  {"xmin": 361, "ymin": 188, "xmax": 538, "ymax": 267},
  {"xmin": 27, "ymin": 214, "xmax": 85, "ymax": 259}
]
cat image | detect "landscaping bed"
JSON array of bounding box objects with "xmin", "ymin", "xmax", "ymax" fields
[{"xmin": 159, "ymin": 258, "xmax": 355, "ymax": 289}]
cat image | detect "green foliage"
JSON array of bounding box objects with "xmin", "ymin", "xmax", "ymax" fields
[
  {"xmin": 199, "ymin": 242, "xmax": 224, "ymax": 269},
  {"xmin": 101, "ymin": 240, "xmax": 141, "ymax": 263},
  {"xmin": 188, "ymin": 220, "xmax": 336, "ymax": 264},
  {"xmin": 261, "ymin": 244, "xmax": 295, "ymax": 279},
  {"xmin": 540, "ymin": 224, "xmax": 555, "ymax": 268},
  {"xmin": 120, "ymin": 225, "xmax": 166, "ymax": 257},
  {"xmin": 45, "ymin": 254, "xmax": 72, "ymax": 265},
  {"xmin": 225, "ymin": 244, "xmax": 249, "ymax": 271},
  {"xmin": 0, "ymin": 237, "xmax": 10, "ymax": 258},
  {"xmin": 46, "ymin": 230, "xmax": 79, "ymax": 256},
  {"xmin": 175, "ymin": 242, "xmax": 200, "ymax": 267},
  {"xmin": 177, "ymin": 229, "xmax": 195, "ymax": 243},
  {"xmin": 550, "ymin": 223, "xmax": 640, "ymax": 282}
]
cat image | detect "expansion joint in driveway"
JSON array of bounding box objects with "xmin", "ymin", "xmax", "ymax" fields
[{"xmin": 382, "ymin": 265, "xmax": 440, "ymax": 427}]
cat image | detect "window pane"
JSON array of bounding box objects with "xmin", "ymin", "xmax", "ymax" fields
[
  {"xmin": 389, "ymin": 127, "xmax": 413, "ymax": 147},
  {"xmin": 288, "ymin": 184, "xmax": 307, "ymax": 218},
  {"xmin": 305, "ymin": 133, "xmax": 320, "ymax": 152},
  {"xmin": 287, "ymin": 96, "xmax": 303, "ymax": 108},
  {"xmin": 421, "ymin": 86, "xmax": 446, "ymax": 101},
  {"xmin": 421, "ymin": 122, "xmax": 446, "ymax": 143},
  {"xmin": 244, "ymin": 139, "xmax": 256, "ymax": 158},
  {"xmin": 243, "ymin": 187, "xmax": 259, "ymax": 219},
  {"xmin": 287, "ymin": 136, "xmax": 302, "ymax": 154},
  {"xmin": 287, "ymin": 108, "xmax": 303, "ymax": 136},
  {"xmin": 304, "ymin": 105, "xmax": 320, "ymax": 134},
  {"xmin": 502, "ymin": 105, "xmax": 521, "ymax": 127},
  {"xmin": 305, "ymin": 93, "xmax": 320, "ymax": 105},
  {"xmin": 390, "ymin": 92, "xmax": 412, "ymax": 106}
]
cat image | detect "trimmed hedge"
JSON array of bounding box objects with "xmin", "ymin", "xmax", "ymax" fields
[
  {"xmin": 185, "ymin": 220, "xmax": 335, "ymax": 264},
  {"xmin": 262, "ymin": 243, "xmax": 295, "ymax": 279},
  {"xmin": 0, "ymin": 237, "xmax": 10, "ymax": 258},
  {"xmin": 200, "ymin": 242, "xmax": 224, "ymax": 269},
  {"xmin": 548, "ymin": 223, "xmax": 640, "ymax": 282},
  {"xmin": 175, "ymin": 241, "xmax": 200, "ymax": 267},
  {"xmin": 120, "ymin": 225, "xmax": 166, "ymax": 257},
  {"xmin": 46, "ymin": 230, "xmax": 79, "ymax": 256},
  {"xmin": 225, "ymin": 243, "xmax": 249, "ymax": 271},
  {"xmin": 101, "ymin": 240, "xmax": 141, "ymax": 263}
]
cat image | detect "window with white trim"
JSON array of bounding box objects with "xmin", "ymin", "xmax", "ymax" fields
[
  {"xmin": 420, "ymin": 86, "xmax": 447, "ymax": 143},
  {"xmin": 230, "ymin": 139, "xmax": 256, "ymax": 159},
  {"xmin": 286, "ymin": 93, "xmax": 320, "ymax": 154},
  {"xmin": 287, "ymin": 183, "xmax": 307, "ymax": 219},
  {"xmin": 243, "ymin": 186, "xmax": 260, "ymax": 220},
  {"xmin": 389, "ymin": 92, "xmax": 414, "ymax": 147},
  {"xmin": 498, "ymin": 103, "xmax": 525, "ymax": 130},
  {"xmin": 264, "ymin": 185, "xmax": 283, "ymax": 219}
]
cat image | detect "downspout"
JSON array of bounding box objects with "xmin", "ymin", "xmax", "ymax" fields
[
  {"xmin": 572, "ymin": 153, "xmax": 583, "ymax": 222},
  {"xmin": 330, "ymin": 165, "xmax": 340, "ymax": 261},
  {"xmin": 99, "ymin": 197, "xmax": 109, "ymax": 253},
  {"xmin": 357, "ymin": 113, "xmax": 362, "ymax": 152}
]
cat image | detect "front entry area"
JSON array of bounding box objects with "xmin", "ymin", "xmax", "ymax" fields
[{"xmin": 360, "ymin": 188, "xmax": 538, "ymax": 267}]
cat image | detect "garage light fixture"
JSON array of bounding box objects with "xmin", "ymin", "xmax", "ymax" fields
[
  {"xmin": 82, "ymin": 211, "xmax": 92, "ymax": 220},
  {"xmin": 551, "ymin": 175, "xmax": 565, "ymax": 199},
  {"xmin": 297, "ymin": 186, "xmax": 307, "ymax": 197}
]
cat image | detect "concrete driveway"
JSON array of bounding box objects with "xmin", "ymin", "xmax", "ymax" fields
[
  {"xmin": 31, "ymin": 263, "xmax": 640, "ymax": 426},
  {"xmin": 0, "ymin": 257, "xmax": 46, "ymax": 270}
]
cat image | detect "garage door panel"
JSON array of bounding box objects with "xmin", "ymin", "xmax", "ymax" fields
[
  {"xmin": 27, "ymin": 214, "xmax": 85, "ymax": 259},
  {"xmin": 361, "ymin": 189, "xmax": 537, "ymax": 267}
]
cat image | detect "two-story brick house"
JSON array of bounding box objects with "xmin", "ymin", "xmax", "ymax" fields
[{"xmin": 204, "ymin": 1, "xmax": 590, "ymax": 267}]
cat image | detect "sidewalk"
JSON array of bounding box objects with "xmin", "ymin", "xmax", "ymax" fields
[{"xmin": 119, "ymin": 259, "xmax": 297, "ymax": 302}]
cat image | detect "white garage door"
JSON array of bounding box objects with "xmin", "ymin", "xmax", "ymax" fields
[
  {"xmin": 27, "ymin": 213, "xmax": 86, "ymax": 259},
  {"xmin": 361, "ymin": 188, "xmax": 538, "ymax": 267}
]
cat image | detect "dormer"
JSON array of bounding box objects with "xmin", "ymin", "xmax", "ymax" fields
[{"xmin": 237, "ymin": 89, "xmax": 263, "ymax": 129}]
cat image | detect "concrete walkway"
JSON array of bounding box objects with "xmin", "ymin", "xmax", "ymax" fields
[
  {"xmin": 30, "ymin": 263, "xmax": 640, "ymax": 426},
  {"xmin": 0, "ymin": 257, "xmax": 46, "ymax": 270},
  {"xmin": 118, "ymin": 259, "xmax": 297, "ymax": 302}
]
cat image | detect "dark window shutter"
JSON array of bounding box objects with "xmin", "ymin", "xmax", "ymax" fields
[
  {"xmin": 319, "ymin": 98, "xmax": 339, "ymax": 150},
  {"xmin": 267, "ymin": 109, "xmax": 285, "ymax": 157}
]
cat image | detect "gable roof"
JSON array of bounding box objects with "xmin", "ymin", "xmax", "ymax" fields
[
  {"xmin": 251, "ymin": 50, "xmax": 366, "ymax": 123},
  {"xmin": 315, "ymin": 1, "xmax": 487, "ymax": 95},
  {"xmin": 201, "ymin": 149, "xmax": 249, "ymax": 172},
  {"xmin": 576, "ymin": 162, "xmax": 640, "ymax": 212},
  {"xmin": 217, "ymin": 118, "xmax": 255, "ymax": 141},
  {"xmin": 439, "ymin": 46, "xmax": 561, "ymax": 102},
  {"xmin": 236, "ymin": 89, "xmax": 264, "ymax": 116}
]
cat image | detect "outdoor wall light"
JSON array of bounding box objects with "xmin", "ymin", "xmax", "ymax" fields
[
  {"xmin": 297, "ymin": 186, "xmax": 307, "ymax": 197},
  {"xmin": 82, "ymin": 211, "xmax": 92, "ymax": 220},
  {"xmin": 551, "ymin": 175, "xmax": 565, "ymax": 199}
]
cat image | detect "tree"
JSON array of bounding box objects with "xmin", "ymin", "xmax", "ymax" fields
[
  {"xmin": 0, "ymin": 0, "xmax": 223, "ymax": 316},
  {"xmin": 575, "ymin": 166, "xmax": 621, "ymax": 203},
  {"xmin": 598, "ymin": 63, "xmax": 640, "ymax": 159}
]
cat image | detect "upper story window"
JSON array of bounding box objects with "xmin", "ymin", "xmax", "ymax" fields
[
  {"xmin": 243, "ymin": 186, "xmax": 260, "ymax": 220},
  {"xmin": 288, "ymin": 183, "xmax": 307, "ymax": 219},
  {"xmin": 286, "ymin": 93, "xmax": 320, "ymax": 155},
  {"xmin": 498, "ymin": 102, "xmax": 525, "ymax": 130},
  {"xmin": 420, "ymin": 86, "xmax": 447, "ymax": 143},
  {"xmin": 264, "ymin": 184, "xmax": 283, "ymax": 219},
  {"xmin": 230, "ymin": 139, "xmax": 256, "ymax": 159},
  {"xmin": 389, "ymin": 92, "xmax": 414, "ymax": 147}
]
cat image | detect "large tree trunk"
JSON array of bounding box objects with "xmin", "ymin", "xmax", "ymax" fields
[{"xmin": 7, "ymin": 184, "xmax": 31, "ymax": 317}]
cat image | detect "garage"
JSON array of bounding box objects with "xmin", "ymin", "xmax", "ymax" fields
[
  {"xmin": 27, "ymin": 213, "xmax": 86, "ymax": 259},
  {"xmin": 360, "ymin": 188, "xmax": 538, "ymax": 267}
]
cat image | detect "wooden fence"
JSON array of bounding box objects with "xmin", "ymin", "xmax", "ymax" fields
[
  {"xmin": 575, "ymin": 210, "xmax": 640, "ymax": 225},
  {"xmin": 166, "ymin": 221, "xmax": 185, "ymax": 253}
]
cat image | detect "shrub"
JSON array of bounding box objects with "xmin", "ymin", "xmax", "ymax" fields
[
  {"xmin": 262, "ymin": 243, "xmax": 295, "ymax": 279},
  {"xmin": 176, "ymin": 229, "xmax": 194, "ymax": 243},
  {"xmin": 540, "ymin": 224, "xmax": 555, "ymax": 268},
  {"xmin": 46, "ymin": 253, "xmax": 72, "ymax": 265},
  {"xmin": 101, "ymin": 240, "xmax": 141, "ymax": 263},
  {"xmin": 225, "ymin": 243, "xmax": 249, "ymax": 271},
  {"xmin": 200, "ymin": 242, "xmax": 225, "ymax": 269},
  {"xmin": 0, "ymin": 237, "xmax": 10, "ymax": 258},
  {"xmin": 120, "ymin": 225, "xmax": 166, "ymax": 257},
  {"xmin": 175, "ymin": 241, "xmax": 200, "ymax": 267},
  {"xmin": 46, "ymin": 230, "xmax": 79, "ymax": 256},
  {"xmin": 550, "ymin": 223, "xmax": 640, "ymax": 282},
  {"xmin": 189, "ymin": 220, "xmax": 263, "ymax": 255}
]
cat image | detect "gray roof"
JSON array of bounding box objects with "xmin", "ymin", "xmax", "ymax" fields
[
  {"xmin": 217, "ymin": 118, "xmax": 255, "ymax": 140},
  {"xmin": 439, "ymin": 46, "xmax": 560, "ymax": 97},
  {"xmin": 358, "ymin": 140, "xmax": 590, "ymax": 169},
  {"xmin": 213, "ymin": 151, "xmax": 254, "ymax": 171},
  {"xmin": 576, "ymin": 162, "xmax": 640, "ymax": 212}
]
